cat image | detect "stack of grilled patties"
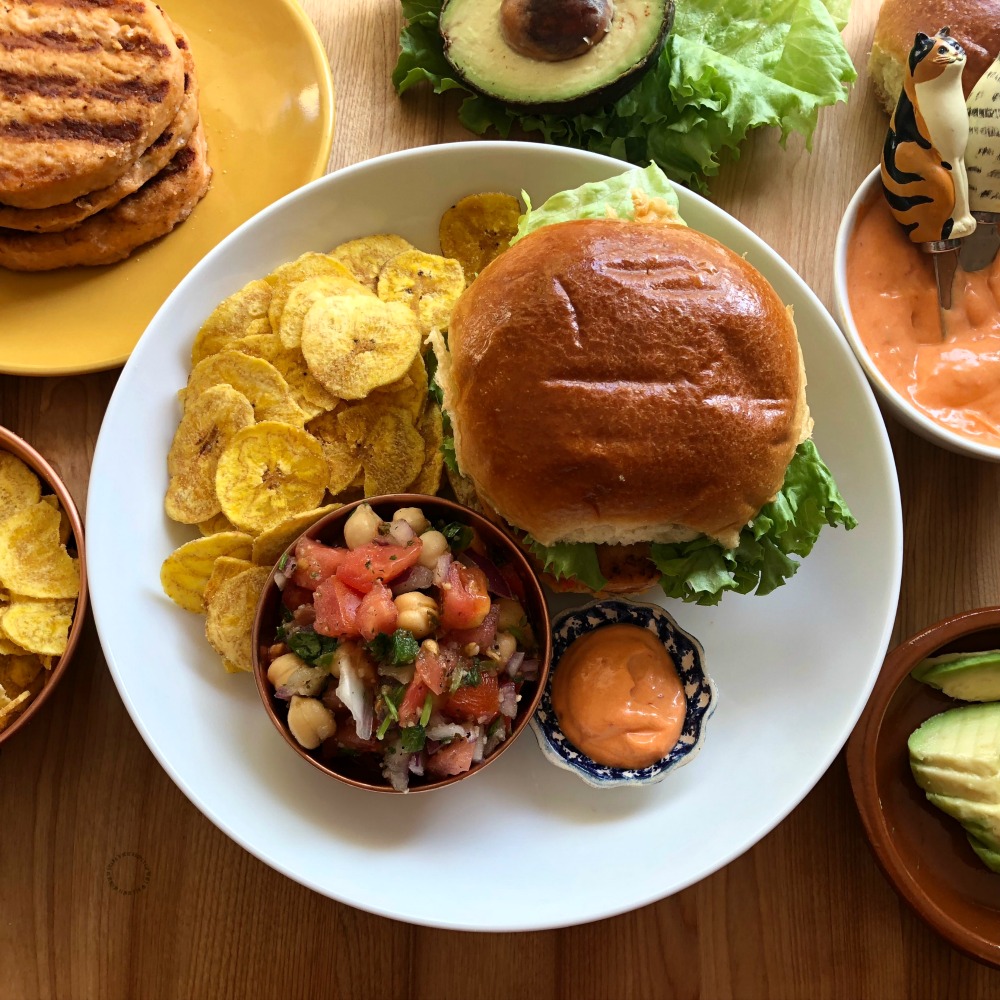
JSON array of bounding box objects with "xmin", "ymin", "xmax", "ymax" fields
[{"xmin": 0, "ymin": 0, "xmax": 211, "ymax": 271}]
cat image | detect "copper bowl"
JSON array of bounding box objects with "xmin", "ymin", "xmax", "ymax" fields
[
  {"xmin": 0, "ymin": 425, "xmax": 88, "ymax": 747},
  {"xmin": 252, "ymin": 494, "xmax": 552, "ymax": 793},
  {"xmin": 847, "ymin": 607, "xmax": 1000, "ymax": 967}
]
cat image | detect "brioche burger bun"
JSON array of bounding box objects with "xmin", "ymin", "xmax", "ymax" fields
[{"xmin": 432, "ymin": 216, "xmax": 821, "ymax": 597}]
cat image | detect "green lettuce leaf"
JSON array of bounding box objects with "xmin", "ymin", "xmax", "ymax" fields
[
  {"xmin": 523, "ymin": 537, "xmax": 608, "ymax": 593},
  {"xmin": 650, "ymin": 440, "xmax": 857, "ymax": 605},
  {"xmin": 393, "ymin": 0, "xmax": 856, "ymax": 191},
  {"xmin": 512, "ymin": 163, "xmax": 683, "ymax": 243}
]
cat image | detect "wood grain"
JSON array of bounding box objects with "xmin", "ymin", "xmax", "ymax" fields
[{"xmin": 2, "ymin": 1, "xmax": 1000, "ymax": 997}]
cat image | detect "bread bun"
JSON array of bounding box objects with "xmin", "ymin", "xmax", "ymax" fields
[
  {"xmin": 869, "ymin": 0, "xmax": 1000, "ymax": 114},
  {"xmin": 443, "ymin": 219, "xmax": 810, "ymax": 553}
]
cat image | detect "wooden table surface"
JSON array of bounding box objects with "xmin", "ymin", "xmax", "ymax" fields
[{"xmin": 3, "ymin": 0, "xmax": 1000, "ymax": 996}]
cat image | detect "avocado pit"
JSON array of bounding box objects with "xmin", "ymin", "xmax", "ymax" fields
[{"xmin": 499, "ymin": 0, "xmax": 613, "ymax": 62}]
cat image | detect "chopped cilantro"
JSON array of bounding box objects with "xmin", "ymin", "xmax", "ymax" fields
[
  {"xmin": 419, "ymin": 692, "xmax": 433, "ymax": 727},
  {"xmin": 437, "ymin": 520, "xmax": 473, "ymax": 552},
  {"xmin": 400, "ymin": 724, "xmax": 426, "ymax": 753},
  {"xmin": 376, "ymin": 715, "xmax": 393, "ymax": 740},
  {"xmin": 366, "ymin": 629, "xmax": 420, "ymax": 666},
  {"xmin": 277, "ymin": 552, "xmax": 289, "ymax": 572},
  {"xmin": 381, "ymin": 683, "xmax": 405, "ymax": 721},
  {"xmin": 286, "ymin": 629, "xmax": 338, "ymax": 667}
]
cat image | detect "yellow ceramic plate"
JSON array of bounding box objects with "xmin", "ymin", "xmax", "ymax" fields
[{"xmin": 0, "ymin": 0, "xmax": 334, "ymax": 376}]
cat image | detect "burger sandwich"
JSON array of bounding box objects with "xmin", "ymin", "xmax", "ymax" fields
[{"xmin": 430, "ymin": 165, "xmax": 856, "ymax": 603}]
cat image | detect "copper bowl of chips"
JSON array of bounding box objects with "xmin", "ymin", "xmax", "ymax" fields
[
  {"xmin": 0, "ymin": 425, "xmax": 87, "ymax": 745},
  {"xmin": 251, "ymin": 493, "xmax": 552, "ymax": 793}
]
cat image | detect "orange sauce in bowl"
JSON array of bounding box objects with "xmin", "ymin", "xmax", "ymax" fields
[
  {"xmin": 846, "ymin": 195, "xmax": 1000, "ymax": 447},
  {"xmin": 550, "ymin": 624, "xmax": 686, "ymax": 769}
]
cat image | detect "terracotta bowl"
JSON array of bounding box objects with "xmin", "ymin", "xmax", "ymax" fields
[
  {"xmin": 846, "ymin": 607, "xmax": 1000, "ymax": 967},
  {"xmin": 252, "ymin": 494, "xmax": 552, "ymax": 793},
  {"xmin": 0, "ymin": 425, "xmax": 88, "ymax": 747}
]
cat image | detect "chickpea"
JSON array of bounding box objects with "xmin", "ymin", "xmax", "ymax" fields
[
  {"xmin": 267, "ymin": 651, "xmax": 307, "ymax": 689},
  {"xmin": 344, "ymin": 503, "xmax": 383, "ymax": 550},
  {"xmin": 394, "ymin": 591, "xmax": 439, "ymax": 639},
  {"xmin": 495, "ymin": 597, "xmax": 526, "ymax": 632},
  {"xmin": 485, "ymin": 631, "xmax": 517, "ymax": 666},
  {"xmin": 287, "ymin": 695, "xmax": 336, "ymax": 750},
  {"xmin": 393, "ymin": 506, "xmax": 430, "ymax": 535},
  {"xmin": 417, "ymin": 529, "xmax": 449, "ymax": 568}
]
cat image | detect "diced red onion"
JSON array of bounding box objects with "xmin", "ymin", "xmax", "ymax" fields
[
  {"xmin": 506, "ymin": 651, "xmax": 525, "ymax": 677},
  {"xmin": 462, "ymin": 549, "xmax": 514, "ymax": 599},
  {"xmin": 336, "ymin": 650, "xmax": 374, "ymax": 740},
  {"xmin": 433, "ymin": 553, "xmax": 453, "ymax": 586},
  {"xmin": 472, "ymin": 730, "xmax": 487, "ymax": 763},
  {"xmin": 391, "ymin": 565, "xmax": 433, "ymax": 595},
  {"xmin": 518, "ymin": 658, "xmax": 539, "ymax": 681},
  {"xmin": 388, "ymin": 518, "xmax": 416, "ymax": 546},
  {"xmin": 408, "ymin": 752, "xmax": 425, "ymax": 776},
  {"xmin": 382, "ymin": 744, "xmax": 411, "ymax": 791},
  {"xmin": 274, "ymin": 556, "xmax": 298, "ymax": 590},
  {"xmin": 426, "ymin": 722, "xmax": 469, "ymax": 742},
  {"xmin": 499, "ymin": 682, "xmax": 517, "ymax": 719},
  {"xmin": 484, "ymin": 725, "xmax": 507, "ymax": 757}
]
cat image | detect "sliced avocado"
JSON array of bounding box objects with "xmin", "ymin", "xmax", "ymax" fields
[
  {"xmin": 925, "ymin": 794, "xmax": 1000, "ymax": 853},
  {"xmin": 968, "ymin": 834, "xmax": 1000, "ymax": 874},
  {"xmin": 439, "ymin": 0, "xmax": 673, "ymax": 114},
  {"xmin": 907, "ymin": 702, "xmax": 1000, "ymax": 777},
  {"xmin": 911, "ymin": 649, "xmax": 1000, "ymax": 702},
  {"xmin": 911, "ymin": 762, "xmax": 1000, "ymax": 804}
]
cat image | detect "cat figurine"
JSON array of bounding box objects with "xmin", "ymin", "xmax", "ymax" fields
[{"xmin": 881, "ymin": 27, "xmax": 976, "ymax": 244}]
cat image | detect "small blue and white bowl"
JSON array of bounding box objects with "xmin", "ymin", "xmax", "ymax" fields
[{"xmin": 530, "ymin": 598, "xmax": 717, "ymax": 788}]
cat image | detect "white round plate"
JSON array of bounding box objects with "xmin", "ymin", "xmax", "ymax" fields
[{"xmin": 88, "ymin": 142, "xmax": 903, "ymax": 931}]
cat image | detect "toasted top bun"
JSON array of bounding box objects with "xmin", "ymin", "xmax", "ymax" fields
[
  {"xmin": 442, "ymin": 219, "xmax": 811, "ymax": 551},
  {"xmin": 869, "ymin": 0, "xmax": 1000, "ymax": 114}
]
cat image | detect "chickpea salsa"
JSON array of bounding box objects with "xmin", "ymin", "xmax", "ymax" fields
[{"xmin": 261, "ymin": 502, "xmax": 541, "ymax": 790}]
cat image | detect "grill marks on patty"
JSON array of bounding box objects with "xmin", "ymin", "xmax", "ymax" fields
[{"xmin": 0, "ymin": 67, "xmax": 171, "ymax": 103}]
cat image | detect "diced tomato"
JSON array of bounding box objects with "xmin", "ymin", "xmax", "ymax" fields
[
  {"xmin": 313, "ymin": 576, "xmax": 363, "ymax": 638},
  {"xmin": 331, "ymin": 715, "xmax": 382, "ymax": 753},
  {"xmin": 414, "ymin": 642, "xmax": 460, "ymax": 695},
  {"xmin": 355, "ymin": 581, "xmax": 398, "ymax": 641},
  {"xmin": 442, "ymin": 672, "xmax": 500, "ymax": 725},
  {"xmin": 439, "ymin": 562, "xmax": 491, "ymax": 631},
  {"xmin": 398, "ymin": 680, "xmax": 429, "ymax": 726},
  {"xmin": 425, "ymin": 739, "xmax": 476, "ymax": 777},
  {"xmin": 292, "ymin": 537, "xmax": 349, "ymax": 590},
  {"xmin": 444, "ymin": 603, "xmax": 498, "ymax": 651},
  {"xmin": 281, "ymin": 582, "xmax": 313, "ymax": 612},
  {"xmin": 335, "ymin": 540, "xmax": 423, "ymax": 593}
]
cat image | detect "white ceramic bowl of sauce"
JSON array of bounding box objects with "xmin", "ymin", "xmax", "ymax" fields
[{"xmin": 833, "ymin": 166, "xmax": 1000, "ymax": 463}]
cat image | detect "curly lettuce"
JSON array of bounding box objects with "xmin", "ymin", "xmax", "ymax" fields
[{"xmin": 393, "ymin": 0, "xmax": 856, "ymax": 191}]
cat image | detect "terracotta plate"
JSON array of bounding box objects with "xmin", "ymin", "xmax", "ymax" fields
[
  {"xmin": 847, "ymin": 607, "xmax": 1000, "ymax": 968},
  {"xmin": 0, "ymin": 0, "xmax": 334, "ymax": 376}
]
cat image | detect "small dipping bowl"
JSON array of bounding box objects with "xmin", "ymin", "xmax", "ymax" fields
[
  {"xmin": 833, "ymin": 165, "xmax": 1000, "ymax": 462},
  {"xmin": 530, "ymin": 598, "xmax": 716, "ymax": 788},
  {"xmin": 847, "ymin": 606, "xmax": 1000, "ymax": 967},
  {"xmin": 0, "ymin": 425, "xmax": 87, "ymax": 747},
  {"xmin": 252, "ymin": 494, "xmax": 552, "ymax": 793}
]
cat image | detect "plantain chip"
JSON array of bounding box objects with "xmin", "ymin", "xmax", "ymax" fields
[
  {"xmin": 370, "ymin": 355, "xmax": 428, "ymax": 421},
  {"xmin": 185, "ymin": 350, "xmax": 306, "ymax": 427},
  {"xmin": 204, "ymin": 565, "xmax": 272, "ymax": 673},
  {"xmin": 329, "ymin": 233, "xmax": 414, "ymax": 290},
  {"xmin": 203, "ymin": 556, "xmax": 255, "ymax": 609},
  {"xmin": 197, "ymin": 511, "xmax": 237, "ymax": 535},
  {"xmin": 301, "ymin": 295, "xmax": 421, "ymax": 400},
  {"xmin": 0, "ymin": 451, "xmax": 41, "ymax": 524},
  {"xmin": 235, "ymin": 331, "xmax": 338, "ymax": 419},
  {"xmin": 409, "ymin": 402, "xmax": 444, "ymax": 496},
  {"xmin": 0, "ymin": 597, "xmax": 75, "ymax": 656},
  {"xmin": 358, "ymin": 409, "xmax": 425, "ymax": 497},
  {"xmin": 277, "ymin": 274, "xmax": 373, "ymax": 350},
  {"xmin": 160, "ymin": 531, "xmax": 255, "ymax": 614},
  {"xmin": 0, "ymin": 652, "xmax": 44, "ymax": 696},
  {"xmin": 191, "ymin": 278, "xmax": 272, "ymax": 366},
  {"xmin": 0, "ymin": 689, "xmax": 32, "ymax": 732},
  {"xmin": 165, "ymin": 384, "xmax": 255, "ymax": 525},
  {"xmin": 305, "ymin": 411, "xmax": 363, "ymax": 496},
  {"xmin": 376, "ymin": 249, "xmax": 465, "ymax": 335},
  {"xmin": 0, "ymin": 501, "xmax": 79, "ymax": 598},
  {"xmin": 215, "ymin": 421, "xmax": 329, "ymax": 535},
  {"xmin": 265, "ymin": 252, "xmax": 358, "ymax": 333},
  {"xmin": 438, "ymin": 192, "xmax": 521, "ymax": 281},
  {"xmin": 39, "ymin": 493, "xmax": 71, "ymax": 545},
  {"xmin": 252, "ymin": 503, "xmax": 342, "ymax": 566}
]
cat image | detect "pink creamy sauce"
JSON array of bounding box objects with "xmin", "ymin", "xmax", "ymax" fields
[{"xmin": 847, "ymin": 194, "xmax": 1000, "ymax": 447}]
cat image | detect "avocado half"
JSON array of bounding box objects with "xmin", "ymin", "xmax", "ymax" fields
[{"xmin": 439, "ymin": 0, "xmax": 674, "ymax": 115}]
